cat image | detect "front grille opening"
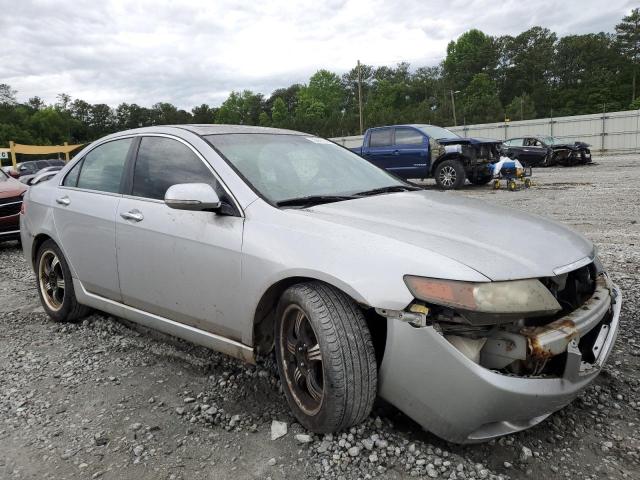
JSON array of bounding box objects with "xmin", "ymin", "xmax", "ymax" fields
[{"xmin": 540, "ymin": 262, "xmax": 597, "ymax": 314}]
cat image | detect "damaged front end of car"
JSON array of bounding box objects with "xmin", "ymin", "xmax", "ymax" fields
[{"xmin": 375, "ymin": 258, "xmax": 621, "ymax": 443}]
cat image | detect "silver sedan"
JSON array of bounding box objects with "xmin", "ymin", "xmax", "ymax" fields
[{"xmin": 20, "ymin": 125, "xmax": 621, "ymax": 443}]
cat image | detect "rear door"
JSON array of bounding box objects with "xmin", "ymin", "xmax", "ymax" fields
[
  {"xmin": 115, "ymin": 135, "xmax": 244, "ymax": 340},
  {"xmin": 53, "ymin": 137, "xmax": 134, "ymax": 300},
  {"xmin": 393, "ymin": 127, "xmax": 427, "ymax": 178}
]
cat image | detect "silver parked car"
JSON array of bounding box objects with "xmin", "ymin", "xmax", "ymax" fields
[{"xmin": 20, "ymin": 125, "xmax": 621, "ymax": 443}]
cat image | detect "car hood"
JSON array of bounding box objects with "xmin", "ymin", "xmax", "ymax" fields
[
  {"xmin": 302, "ymin": 191, "xmax": 593, "ymax": 281},
  {"xmin": 0, "ymin": 178, "xmax": 26, "ymax": 197}
]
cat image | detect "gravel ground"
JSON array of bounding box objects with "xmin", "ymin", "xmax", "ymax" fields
[{"xmin": 1, "ymin": 155, "xmax": 639, "ymax": 480}]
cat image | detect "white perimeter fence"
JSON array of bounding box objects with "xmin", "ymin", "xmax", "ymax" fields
[{"xmin": 331, "ymin": 109, "xmax": 640, "ymax": 155}]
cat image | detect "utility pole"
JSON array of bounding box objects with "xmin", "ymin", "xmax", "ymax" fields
[
  {"xmin": 520, "ymin": 95, "xmax": 524, "ymax": 121},
  {"xmin": 357, "ymin": 60, "xmax": 364, "ymax": 135},
  {"xmin": 450, "ymin": 90, "xmax": 459, "ymax": 126}
]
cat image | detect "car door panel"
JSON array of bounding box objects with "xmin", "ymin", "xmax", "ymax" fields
[
  {"xmin": 115, "ymin": 135, "xmax": 245, "ymax": 341},
  {"xmin": 116, "ymin": 198, "xmax": 244, "ymax": 340},
  {"xmin": 53, "ymin": 190, "xmax": 122, "ymax": 300},
  {"xmin": 393, "ymin": 128, "xmax": 427, "ymax": 178}
]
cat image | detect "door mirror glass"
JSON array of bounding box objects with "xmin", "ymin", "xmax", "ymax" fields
[{"xmin": 164, "ymin": 183, "xmax": 221, "ymax": 211}]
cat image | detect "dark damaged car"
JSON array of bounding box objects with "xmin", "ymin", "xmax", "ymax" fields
[
  {"xmin": 349, "ymin": 124, "xmax": 501, "ymax": 189},
  {"xmin": 502, "ymin": 136, "xmax": 592, "ymax": 167}
]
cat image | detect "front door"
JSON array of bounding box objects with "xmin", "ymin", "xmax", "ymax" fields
[
  {"xmin": 393, "ymin": 127, "xmax": 427, "ymax": 178},
  {"xmin": 53, "ymin": 137, "xmax": 134, "ymax": 300},
  {"xmin": 115, "ymin": 136, "xmax": 244, "ymax": 341}
]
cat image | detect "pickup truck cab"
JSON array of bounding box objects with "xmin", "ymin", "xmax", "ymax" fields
[{"xmin": 350, "ymin": 124, "xmax": 502, "ymax": 189}]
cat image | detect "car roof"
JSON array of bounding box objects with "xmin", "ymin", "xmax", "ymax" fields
[{"xmin": 109, "ymin": 124, "xmax": 304, "ymax": 136}]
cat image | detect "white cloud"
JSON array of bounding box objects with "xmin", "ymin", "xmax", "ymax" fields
[{"xmin": 0, "ymin": 0, "xmax": 631, "ymax": 108}]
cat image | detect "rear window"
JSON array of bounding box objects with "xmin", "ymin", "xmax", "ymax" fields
[
  {"xmin": 76, "ymin": 138, "xmax": 132, "ymax": 193},
  {"xmin": 369, "ymin": 129, "xmax": 393, "ymax": 147}
]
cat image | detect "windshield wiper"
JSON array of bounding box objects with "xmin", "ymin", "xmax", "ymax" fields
[
  {"xmin": 354, "ymin": 185, "xmax": 421, "ymax": 196},
  {"xmin": 276, "ymin": 195, "xmax": 360, "ymax": 207}
]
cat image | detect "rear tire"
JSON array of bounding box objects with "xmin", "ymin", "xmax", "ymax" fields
[
  {"xmin": 275, "ymin": 282, "xmax": 377, "ymax": 433},
  {"xmin": 35, "ymin": 239, "xmax": 90, "ymax": 322},
  {"xmin": 434, "ymin": 159, "xmax": 466, "ymax": 190}
]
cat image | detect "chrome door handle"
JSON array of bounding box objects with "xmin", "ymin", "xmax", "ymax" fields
[
  {"xmin": 120, "ymin": 210, "xmax": 144, "ymax": 222},
  {"xmin": 56, "ymin": 196, "xmax": 70, "ymax": 206}
]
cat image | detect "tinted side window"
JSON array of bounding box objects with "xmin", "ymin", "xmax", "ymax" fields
[
  {"xmin": 395, "ymin": 128, "xmax": 424, "ymax": 146},
  {"xmin": 62, "ymin": 160, "xmax": 83, "ymax": 187},
  {"xmin": 369, "ymin": 129, "xmax": 393, "ymax": 147},
  {"xmin": 77, "ymin": 138, "xmax": 132, "ymax": 193},
  {"xmin": 132, "ymin": 137, "xmax": 221, "ymax": 201}
]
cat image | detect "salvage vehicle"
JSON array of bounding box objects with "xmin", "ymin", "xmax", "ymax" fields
[
  {"xmin": 349, "ymin": 124, "xmax": 501, "ymax": 189},
  {"xmin": 20, "ymin": 125, "xmax": 621, "ymax": 443},
  {"xmin": 502, "ymin": 136, "xmax": 592, "ymax": 167},
  {"xmin": 0, "ymin": 167, "xmax": 27, "ymax": 242}
]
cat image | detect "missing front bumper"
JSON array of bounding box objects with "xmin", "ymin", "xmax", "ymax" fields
[{"xmin": 377, "ymin": 284, "xmax": 621, "ymax": 443}]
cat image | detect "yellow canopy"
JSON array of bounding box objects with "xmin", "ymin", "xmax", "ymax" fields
[
  {"xmin": 12, "ymin": 143, "xmax": 83, "ymax": 155},
  {"xmin": 5, "ymin": 141, "xmax": 84, "ymax": 168}
]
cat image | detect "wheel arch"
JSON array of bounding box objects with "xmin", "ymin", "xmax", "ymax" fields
[
  {"xmin": 430, "ymin": 153, "xmax": 468, "ymax": 175},
  {"xmin": 251, "ymin": 276, "xmax": 387, "ymax": 368},
  {"xmin": 31, "ymin": 233, "xmax": 54, "ymax": 269}
]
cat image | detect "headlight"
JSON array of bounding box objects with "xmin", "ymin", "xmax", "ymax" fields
[{"xmin": 403, "ymin": 276, "xmax": 561, "ymax": 322}]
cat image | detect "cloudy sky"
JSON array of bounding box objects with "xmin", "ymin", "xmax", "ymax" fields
[{"xmin": 0, "ymin": 0, "xmax": 635, "ymax": 109}]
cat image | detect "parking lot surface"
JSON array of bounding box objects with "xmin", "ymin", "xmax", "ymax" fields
[{"xmin": 1, "ymin": 156, "xmax": 638, "ymax": 479}]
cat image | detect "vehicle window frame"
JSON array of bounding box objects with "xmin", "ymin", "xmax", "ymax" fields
[
  {"xmin": 59, "ymin": 135, "xmax": 138, "ymax": 197},
  {"xmin": 123, "ymin": 134, "xmax": 243, "ymax": 217},
  {"xmin": 393, "ymin": 127, "xmax": 425, "ymax": 146},
  {"xmin": 368, "ymin": 128, "xmax": 393, "ymax": 148}
]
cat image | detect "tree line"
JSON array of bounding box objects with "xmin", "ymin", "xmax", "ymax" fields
[{"xmin": 1, "ymin": 9, "xmax": 638, "ymax": 151}]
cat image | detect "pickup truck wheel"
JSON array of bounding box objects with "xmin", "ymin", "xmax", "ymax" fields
[
  {"xmin": 435, "ymin": 159, "xmax": 466, "ymax": 189},
  {"xmin": 35, "ymin": 239, "xmax": 90, "ymax": 322},
  {"xmin": 275, "ymin": 282, "xmax": 377, "ymax": 433}
]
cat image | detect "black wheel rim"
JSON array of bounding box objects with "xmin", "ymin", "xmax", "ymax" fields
[
  {"xmin": 38, "ymin": 250, "xmax": 65, "ymax": 311},
  {"xmin": 279, "ymin": 305, "xmax": 324, "ymax": 415}
]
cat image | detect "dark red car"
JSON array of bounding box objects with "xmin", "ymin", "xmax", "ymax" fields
[{"xmin": 0, "ymin": 167, "xmax": 27, "ymax": 242}]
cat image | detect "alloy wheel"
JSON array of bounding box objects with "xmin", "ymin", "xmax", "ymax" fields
[
  {"xmin": 38, "ymin": 250, "xmax": 65, "ymax": 311},
  {"xmin": 279, "ymin": 305, "xmax": 324, "ymax": 415},
  {"xmin": 439, "ymin": 165, "xmax": 457, "ymax": 187}
]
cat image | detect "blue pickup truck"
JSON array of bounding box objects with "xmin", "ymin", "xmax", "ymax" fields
[{"xmin": 349, "ymin": 124, "xmax": 502, "ymax": 189}]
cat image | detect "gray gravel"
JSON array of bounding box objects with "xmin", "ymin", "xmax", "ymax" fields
[{"xmin": 1, "ymin": 155, "xmax": 639, "ymax": 479}]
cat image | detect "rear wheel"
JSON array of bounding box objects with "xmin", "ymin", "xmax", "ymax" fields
[
  {"xmin": 35, "ymin": 240, "xmax": 90, "ymax": 322},
  {"xmin": 434, "ymin": 159, "xmax": 466, "ymax": 190},
  {"xmin": 275, "ymin": 282, "xmax": 377, "ymax": 433}
]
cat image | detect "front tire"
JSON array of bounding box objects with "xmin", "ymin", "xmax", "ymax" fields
[
  {"xmin": 35, "ymin": 240, "xmax": 90, "ymax": 322},
  {"xmin": 275, "ymin": 282, "xmax": 377, "ymax": 433},
  {"xmin": 434, "ymin": 159, "xmax": 466, "ymax": 189}
]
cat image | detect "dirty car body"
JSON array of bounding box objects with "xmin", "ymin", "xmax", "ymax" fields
[{"xmin": 20, "ymin": 125, "xmax": 621, "ymax": 443}]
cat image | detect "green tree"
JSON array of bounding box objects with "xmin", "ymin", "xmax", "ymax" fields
[
  {"xmin": 216, "ymin": 90, "xmax": 264, "ymax": 125},
  {"xmin": 616, "ymin": 8, "xmax": 640, "ymax": 102},
  {"xmin": 0, "ymin": 84, "xmax": 17, "ymax": 105},
  {"xmin": 271, "ymin": 97, "xmax": 289, "ymax": 127},
  {"xmin": 191, "ymin": 104, "xmax": 216, "ymax": 123},
  {"xmin": 443, "ymin": 30, "xmax": 498, "ymax": 90},
  {"xmin": 460, "ymin": 73, "xmax": 503, "ymax": 123},
  {"xmin": 505, "ymin": 93, "xmax": 536, "ymax": 121}
]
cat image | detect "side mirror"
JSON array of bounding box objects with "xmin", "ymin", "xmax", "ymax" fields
[{"xmin": 164, "ymin": 183, "xmax": 221, "ymax": 211}]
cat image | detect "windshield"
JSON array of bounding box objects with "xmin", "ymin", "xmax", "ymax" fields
[
  {"xmin": 205, "ymin": 134, "xmax": 406, "ymax": 204},
  {"xmin": 543, "ymin": 136, "xmax": 558, "ymax": 145},
  {"xmin": 0, "ymin": 169, "xmax": 8, "ymax": 181},
  {"xmin": 417, "ymin": 125, "xmax": 459, "ymax": 139}
]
